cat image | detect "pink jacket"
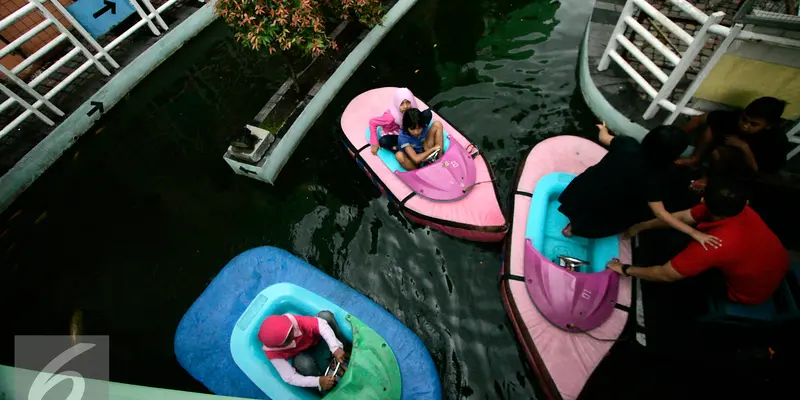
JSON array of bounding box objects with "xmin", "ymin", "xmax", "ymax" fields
[{"xmin": 368, "ymin": 110, "xmax": 400, "ymax": 146}]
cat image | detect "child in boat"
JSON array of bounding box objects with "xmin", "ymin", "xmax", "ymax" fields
[
  {"xmin": 368, "ymin": 87, "xmax": 418, "ymax": 155},
  {"xmin": 559, "ymin": 123, "xmax": 722, "ymax": 250},
  {"xmin": 258, "ymin": 311, "xmax": 349, "ymax": 391},
  {"xmin": 396, "ymin": 108, "xmax": 444, "ymax": 170},
  {"xmin": 676, "ymin": 97, "xmax": 789, "ymax": 190}
]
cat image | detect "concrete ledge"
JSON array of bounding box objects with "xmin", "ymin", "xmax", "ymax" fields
[
  {"xmin": 0, "ymin": 365, "xmax": 251, "ymax": 400},
  {"xmin": 0, "ymin": 2, "xmax": 219, "ymax": 213}
]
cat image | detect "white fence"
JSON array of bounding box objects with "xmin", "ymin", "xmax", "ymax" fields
[
  {"xmin": 0, "ymin": 0, "xmax": 191, "ymax": 139},
  {"xmin": 598, "ymin": 0, "xmax": 727, "ymax": 124}
]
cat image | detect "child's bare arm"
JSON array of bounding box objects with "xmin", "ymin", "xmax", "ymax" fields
[{"xmin": 403, "ymin": 145, "xmax": 440, "ymax": 164}]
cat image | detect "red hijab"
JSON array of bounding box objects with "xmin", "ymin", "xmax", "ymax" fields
[{"xmin": 258, "ymin": 314, "xmax": 321, "ymax": 360}]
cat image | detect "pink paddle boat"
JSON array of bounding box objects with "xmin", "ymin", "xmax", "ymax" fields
[
  {"xmin": 501, "ymin": 136, "xmax": 633, "ymax": 399},
  {"xmin": 340, "ymin": 88, "xmax": 507, "ymax": 242}
]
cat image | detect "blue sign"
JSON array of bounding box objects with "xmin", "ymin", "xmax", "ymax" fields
[{"xmin": 66, "ymin": 0, "xmax": 136, "ymax": 38}]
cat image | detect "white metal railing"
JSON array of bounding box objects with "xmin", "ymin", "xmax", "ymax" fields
[
  {"xmin": 598, "ymin": 0, "xmax": 800, "ymax": 160},
  {"xmin": 787, "ymin": 121, "xmax": 800, "ymax": 160},
  {"xmin": 669, "ymin": 0, "xmax": 800, "ymax": 48},
  {"xmin": 598, "ymin": 0, "xmax": 728, "ymax": 123},
  {"xmin": 0, "ymin": 0, "xmax": 183, "ymax": 139}
]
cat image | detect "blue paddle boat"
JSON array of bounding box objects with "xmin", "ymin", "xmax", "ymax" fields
[{"xmin": 174, "ymin": 247, "xmax": 441, "ymax": 399}]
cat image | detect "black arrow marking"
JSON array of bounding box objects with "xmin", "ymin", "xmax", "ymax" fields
[
  {"xmin": 92, "ymin": 1, "xmax": 117, "ymax": 19},
  {"xmin": 87, "ymin": 101, "xmax": 104, "ymax": 117}
]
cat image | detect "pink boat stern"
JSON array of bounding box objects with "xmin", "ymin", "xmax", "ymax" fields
[{"xmin": 524, "ymin": 239, "xmax": 620, "ymax": 332}]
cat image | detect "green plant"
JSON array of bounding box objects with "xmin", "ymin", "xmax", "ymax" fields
[{"xmin": 216, "ymin": 0, "xmax": 385, "ymax": 57}]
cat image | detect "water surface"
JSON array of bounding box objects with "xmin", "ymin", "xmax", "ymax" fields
[{"xmin": 3, "ymin": 1, "xmax": 615, "ymax": 398}]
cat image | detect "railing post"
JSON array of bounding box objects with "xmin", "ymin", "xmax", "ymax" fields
[
  {"xmin": 29, "ymin": 0, "xmax": 111, "ymax": 75},
  {"xmin": 46, "ymin": 0, "xmax": 120, "ymax": 69},
  {"xmin": 0, "ymin": 82, "xmax": 54, "ymax": 126},
  {"xmin": 0, "ymin": 64, "xmax": 64, "ymax": 116},
  {"xmin": 665, "ymin": 24, "xmax": 742, "ymax": 125},
  {"xmin": 642, "ymin": 11, "xmax": 725, "ymax": 120},
  {"xmin": 598, "ymin": 0, "xmax": 637, "ymax": 71},
  {"xmin": 140, "ymin": 0, "xmax": 169, "ymax": 31},
  {"xmin": 787, "ymin": 120, "xmax": 800, "ymax": 160},
  {"xmin": 128, "ymin": 0, "xmax": 162, "ymax": 35}
]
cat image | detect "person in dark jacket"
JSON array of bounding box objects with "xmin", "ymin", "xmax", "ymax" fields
[{"xmin": 560, "ymin": 123, "xmax": 722, "ymax": 251}]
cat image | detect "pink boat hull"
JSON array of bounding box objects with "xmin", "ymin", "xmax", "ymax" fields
[
  {"xmin": 501, "ymin": 136, "xmax": 633, "ymax": 400},
  {"xmin": 340, "ymin": 88, "xmax": 508, "ymax": 242}
]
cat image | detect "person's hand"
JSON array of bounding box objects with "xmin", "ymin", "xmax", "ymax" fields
[
  {"xmin": 622, "ymin": 224, "xmax": 642, "ymax": 240},
  {"xmin": 371, "ymin": 144, "xmax": 379, "ymax": 155},
  {"xmin": 319, "ymin": 375, "xmax": 336, "ymax": 391},
  {"xmin": 691, "ymin": 231, "xmax": 722, "ymax": 250},
  {"xmin": 596, "ymin": 121, "xmax": 615, "ymax": 146},
  {"xmin": 606, "ymin": 259, "xmax": 624, "ymax": 275},
  {"xmin": 596, "ymin": 121, "xmax": 610, "ymax": 137},
  {"xmin": 674, "ymin": 156, "xmax": 700, "ymax": 168},
  {"xmin": 724, "ymin": 135, "xmax": 748, "ymax": 149},
  {"xmin": 333, "ymin": 348, "xmax": 349, "ymax": 369}
]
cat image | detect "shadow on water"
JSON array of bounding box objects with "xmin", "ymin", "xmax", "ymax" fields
[{"xmin": 6, "ymin": 1, "xmax": 778, "ymax": 399}]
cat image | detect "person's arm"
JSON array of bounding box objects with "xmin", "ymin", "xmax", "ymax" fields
[
  {"xmin": 648, "ymin": 201, "xmax": 721, "ymax": 250},
  {"xmin": 597, "ymin": 122, "xmax": 614, "ymax": 147},
  {"xmin": 402, "ymin": 144, "xmax": 440, "ymax": 164},
  {"xmin": 683, "ymin": 113, "xmax": 707, "ymax": 134},
  {"xmin": 270, "ymin": 358, "xmax": 321, "ymax": 388},
  {"xmin": 676, "ymin": 113, "xmax": 710, "ymax": 166},
  {"xmin": 607, "ymin": 260, "xmax": 685, "ymax": 282},
  {"xmin": 625, "ymin": 209, "xmax": 696, "ymax": 238},
  {"xmin": 316, "ymin": 317, "xmax": 343, "ymax": 354},
  {"xmin": 690, "ymin": 127, "xmax": 713, "ymax": 162},
  {"xmin": 725, "ymin": 136, "xmax": 758, "ymax": 171}
]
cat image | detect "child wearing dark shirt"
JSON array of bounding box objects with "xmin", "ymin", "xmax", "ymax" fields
[
  {"xmin": 395, "ymin": 108, "xmax": 444, "ymax": 170},
  {"xmin": 676, "ymin": 97, "xmax": 789, "ymax": 190}
]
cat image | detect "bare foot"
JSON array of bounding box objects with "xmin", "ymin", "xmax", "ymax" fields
[{"xmin": 562, "ymin": 224, "xmax": 573, "ymax": 238}]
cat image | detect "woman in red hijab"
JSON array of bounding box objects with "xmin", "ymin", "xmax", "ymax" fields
[{"xmin": 258, "ymin": 310, "xmax": 349, "ymax": 391}]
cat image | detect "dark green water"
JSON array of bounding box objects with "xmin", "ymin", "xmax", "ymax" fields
[{"xmin": 6, "ymin": 1, "xmax": 785, "ymax": 398}]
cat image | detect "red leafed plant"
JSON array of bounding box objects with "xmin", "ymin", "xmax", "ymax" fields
[{"xmin": 215, "ymin": 0, "xmax": 385, "ymax": 57}]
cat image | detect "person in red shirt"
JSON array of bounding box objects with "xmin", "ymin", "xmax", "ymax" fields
[{"xmin": 606, "ymin": 179, "xmax": 788, "ymax": 305}]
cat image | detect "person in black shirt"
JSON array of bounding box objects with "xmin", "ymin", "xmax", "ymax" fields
[
  {"xmin": 676, "ymin": 97, "xmax": 789, "ymax": 190},
  {"xmin": 559, "ymin": 123, "xmax": 722, "ymax": 250}
]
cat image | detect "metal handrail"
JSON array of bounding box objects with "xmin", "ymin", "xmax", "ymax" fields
[
  {"xmin": 670, "ymin": 0, "xmax": 800, "ymax": 48},
  {"xmin": 598, "ymin": 0, "xmax": 716, "ymax": 121},
  {"xmin": 0, "ymin": 0, "xmax": 181, "ymax": 139}
]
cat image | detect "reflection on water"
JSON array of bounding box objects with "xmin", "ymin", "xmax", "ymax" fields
[{"xmin": 2, "ymin": 1, "xmax": 600, "ymax": 398}]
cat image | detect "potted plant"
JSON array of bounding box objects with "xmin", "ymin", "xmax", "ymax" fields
[{"xmin": 215, "ymin": 0, "xmax": 385, "ymax": 93}]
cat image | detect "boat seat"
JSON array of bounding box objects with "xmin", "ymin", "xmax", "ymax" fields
[{"xmin": 702, "ymin": 263, "xmax": 800, "ymax": 326}]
